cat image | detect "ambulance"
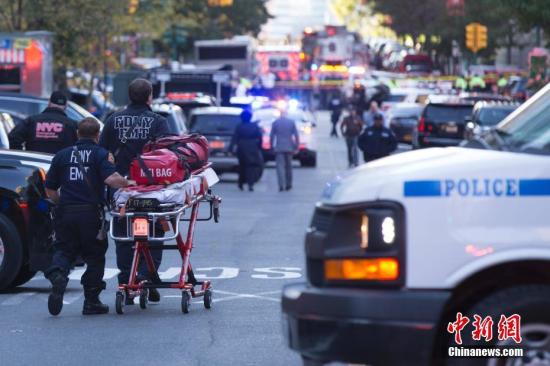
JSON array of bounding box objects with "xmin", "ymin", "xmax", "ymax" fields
[{"xmin": 282, "ymin": 83, "xmax": 550, "ymax": 365}]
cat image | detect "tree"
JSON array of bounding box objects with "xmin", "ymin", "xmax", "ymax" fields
[
  {"xmin": 0, "ymin": 0, "xmax": 126, "ymax": 89},
  {"xmin": 500, "ymin": 0, "xmax": 550, "ymax": 45}
]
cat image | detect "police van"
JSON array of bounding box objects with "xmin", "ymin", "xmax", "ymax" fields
[{"xmin": 282, "ymin": 83, "xmax": 550, "ymax": 365}]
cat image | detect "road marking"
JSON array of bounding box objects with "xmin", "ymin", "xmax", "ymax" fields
[
  {"xmin": 29, "ymin": 266, "xmax": 302, "ymax": 282},
  {"xmin": 68, "ymin": 269, "xmax": 86, "ymax": 280},
  {"xmin": 158, "ymin": 267, "xmax": 181, "ymax": 280},
  {"xmin": 213, "ymin": 290, "xmax": 281, "ymax": 303},
  {"xmin": 63, "ymin": 293, "xmax": 82, "ymax": 305},
  {"xmin": 251, "ymin": 267, "xmax": 302, "ymax": 279},
  {"xmin": 195, "ymin": 267, "xmax": 240, "ymax": 279},
  {"xmin": 1, "ymin": 292, "xmax": 36, "ymax": 305},
  {"xmin": 103, "ymin": 268, "xmax": 120, "ymax": 280}
]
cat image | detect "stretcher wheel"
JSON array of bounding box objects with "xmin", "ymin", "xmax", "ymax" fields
[
  {"xmin": 204, "ymin": 289, "xmax": 212, "ymax": 309},
  {"xmin": 115, "ymin": 292, "xmax": 124, "ymax": 315},
  {"xmin": 181, "ymin": 291, "xmax": 191, "ymax": 314},
  {"xmin": 139, "ymin": 289, "xmax": 148, "ymax": 309}
]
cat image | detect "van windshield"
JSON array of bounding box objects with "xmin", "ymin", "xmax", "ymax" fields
[{"xmin": 491, "ymin": 84, "xmax": 550, "ymax": 155}]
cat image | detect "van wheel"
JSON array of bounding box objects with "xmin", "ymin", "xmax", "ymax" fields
[
  {"xmin": 10, "ymin": 264, "xmax": 36, "ymax": 287},
  {"xmin": 445, "ymin": 285, "xmax": 550, "ymax": 366},
  {"xmin": 0, "ymin": 213, "xmax": 23, "ymax": 291}
]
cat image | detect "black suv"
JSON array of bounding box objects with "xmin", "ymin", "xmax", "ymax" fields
[
  {"xmin": 0, "ymin": 150, "xmax": 53, "ymax": 290},
  {"xmin": 413, "ymin": 101, "xmax": 474, "ymax": 148}
]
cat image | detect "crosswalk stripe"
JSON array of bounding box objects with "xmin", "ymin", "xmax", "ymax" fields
[{"xmin": 1, "ymin": 292, "xmax": 36, "ymax": 305}]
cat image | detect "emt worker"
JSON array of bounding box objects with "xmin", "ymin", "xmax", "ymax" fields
[
  {"xmin": 99, "ymin": 78, "xmax": 169, "ymax": 304},
  {"xmin": 44, "ymin": 117, "xmax": 130, "ymax": 316}
]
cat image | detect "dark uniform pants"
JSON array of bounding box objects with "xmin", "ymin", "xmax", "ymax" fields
[
  {"xmin": 113, "ymin": 218, "xmax": 164, "ymax": 285},
  {"xmin": 47, "ymin": 206, "xmax": 106, "ymax": 288}
]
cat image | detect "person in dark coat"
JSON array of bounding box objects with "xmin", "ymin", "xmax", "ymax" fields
[
  {"xmin": 230, "ymin": 110, "xmax": 264, "ymax": 191},
  {"xmin": 9, "ymin": 91, "xmax": 77, "ymax": 154},
  {"xmin": 358, "ymin": 113, "xmax": 397, "ymax": 163}
]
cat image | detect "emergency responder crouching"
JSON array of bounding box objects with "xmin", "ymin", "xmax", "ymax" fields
[
  {"xmin": 44, "ymin": 117, "xmax": 130, "ymax": 316},
  {"xmin": 100, "ymin": 78, "xmax": 169, "ymax": 305},
  {"xmin": 358, "ymin": 113, "xmax": 397, "ymax": 163},
  {"xmin": 9, "ymin": 91, "xmax": 77, "ymax": 154}
]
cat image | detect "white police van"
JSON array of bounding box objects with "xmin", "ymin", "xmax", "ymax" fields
[{"xmin": 282, "ymin": 83, "xmax": 550, "ymax": 366}]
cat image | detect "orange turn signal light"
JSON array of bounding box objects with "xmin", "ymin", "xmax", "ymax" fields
[
  {"xmin": 324, "ymin": 258, "xmax": 399, "ymax": 281},
  {"xmin": 133, "ymin": 218, "xmax": 149, "ymax": 237}
]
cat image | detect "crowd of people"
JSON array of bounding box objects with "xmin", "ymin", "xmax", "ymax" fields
[{"xmin": 328, "ymin": 92, "xmax": 398, "ymax": 168}]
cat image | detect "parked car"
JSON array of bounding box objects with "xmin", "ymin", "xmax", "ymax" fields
[
  {"xmin": 381, "ymin": 88, "xmax": 432, "ymax": 112},
  {"xmin": 188, "ymin": 107, "xmax": 245, "ymax": 174},
  {"xmin": 464, "ymin": 101, "xmax": 519, "ymax": 140},
  {"xmin": 399, "ymin": 53, "xmax": 433, "ymax": 74},
  {"xmin": 68, "ymin": 88, "xmax": 115, "ymax": 119},
  {"xmin": 413, "ymin": 101, "xmax": 474, "ymax": 148},
  {"xmin": 157, "ymin": 92, "xmax": 216, "ymax": 124},
  {"xmin": 387, "ymin": 103, "xmax": 423, "ymax": 143},
  {"xmin": 151, "ymin": 103, "xmax": 188, "ymax": 135},
  {"xmin": 0, "ymin": 149, "xmax": 53, "ymax": 290},
  {"xmin": 0, "ymin": 111, "xmax": 16, "ymax": 148},
  {"xmin": 0, "ymin": 92, "xmax": 102, "ymax": 128}
]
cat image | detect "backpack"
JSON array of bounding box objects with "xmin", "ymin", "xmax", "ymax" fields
[{"xmin": 143, "ymin": 134, "xmax": 209, "ymax": 172}]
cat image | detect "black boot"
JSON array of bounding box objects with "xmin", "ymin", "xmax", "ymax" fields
[
  {"xmin": 82, "ymin": 287, "xmax": 109, "ymax": 315},
  {"xmin": 148, "ymin": 287, "xmax": 161, "ymax": 302},
  {"xmin": 47, "ymin": 270, "xmax": 68, "ymax": 316}
]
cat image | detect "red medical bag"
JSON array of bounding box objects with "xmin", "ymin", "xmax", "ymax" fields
[
  {"xmin": 143, "ymin": 134, "xmax": 209, "ymax": 171},
  {"xmin": 129, "ymin": 149, "xmax": 187, "ymax": 185}
]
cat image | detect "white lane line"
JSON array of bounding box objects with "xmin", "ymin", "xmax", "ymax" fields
[
  {"xmin": 68, "ymin": 269, "xmax": 86, "ymax": 280},
  {"xmin": 158, "ymin": 267, "xmax": 181, "ymax": 280},
  {"xmin": 63, "ymin": 293, "xmax": 83, "ymax": 305},
  {"xmin": 103, "ymin": 268, "xmax": 120, "ymax": 280},
  {"xmin": 1, "ymin": 292, "xmax": 36, "ymax": 305}
]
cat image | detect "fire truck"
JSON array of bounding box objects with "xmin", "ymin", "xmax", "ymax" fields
[
  {"xmin": 0, "ymin": 31, "xmax": 53, "ymax": 97},
  {"xmin": 256, "ymin": 45, "xmax": 301, "ymax": 82}
]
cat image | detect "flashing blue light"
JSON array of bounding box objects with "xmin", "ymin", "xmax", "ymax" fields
[{"xmin": 311, "ymin": 63, "xmax": 318, "ymax": 71}]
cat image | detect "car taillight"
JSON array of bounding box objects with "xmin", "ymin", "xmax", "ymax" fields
[
  {"xmin": 418, "ymin": 117, "xmax": 425, "ymax": 132},
  {"xmin": 262, "ymin": 135, "xmax": 271, "ymax": 150}
]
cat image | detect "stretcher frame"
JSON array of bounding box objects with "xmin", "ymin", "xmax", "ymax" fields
[{"xmin": 109, "ymin": 164, "xmax": 221, "ymax": 314}]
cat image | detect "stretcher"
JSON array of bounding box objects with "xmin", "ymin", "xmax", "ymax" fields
[{"xmin": 109, "ymin": 163, "xmax": 221, "ymax": 314}]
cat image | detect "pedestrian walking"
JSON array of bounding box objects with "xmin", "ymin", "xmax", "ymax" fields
[
  {"xmin": 99, "ymin": 78, "xmax": 170, "ymax": 304},
  {"xmin": 358, "ymin": 113, "xmax": 397, "ymax": 163},
  {"xmin": 363, "ymin": 100, "xmax": 385, "ymax": 127},
  {"xmin": 44, "ymin": 117, "xmax": 130, "ymax": 316},
  {"xmin": 230, "ymin": 110, "xmax": 264, "ymax": 191},
  {"xmin": 270, "ymin": 109, "xmax": 300, "ymax": 191},
  {"xmin": 340, "ymin": 109, "xmax": 364, "ymax": 167},
  {"xmin": 9, "ymin": 91, "xmax": 77, "ymax": 154},
  {"xmin": 328, "ymin": 92, "xmax": 343, "ymax": 137}
]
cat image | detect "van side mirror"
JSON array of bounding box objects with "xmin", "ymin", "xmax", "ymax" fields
[{"xmin": 464, "ymin": 115, "xmax": 472, "ymax": 123}]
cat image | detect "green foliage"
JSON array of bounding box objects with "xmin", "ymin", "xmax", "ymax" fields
[
  {"xmin": 500, "ymin": 0, "xmax": 550, "ymax": 34},
  {"xmin": 0, "ymin": 0, "xmax": 270, "ymax": 71}
]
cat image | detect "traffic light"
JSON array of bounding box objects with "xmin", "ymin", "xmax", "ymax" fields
[
  {"xmin": 477, "ymin": 24, "xmax": 488, "ymax": 50},
  {"xmin": 465, "ymin": 23, "xmax": 476, "ymax": 52},
  {"xmin": 128, "ymin": 0, "xmax": 139, "ymax": 14},
  {"xmin": 465, "ymin": 23, "xmax": 488, "ymax": 53}
]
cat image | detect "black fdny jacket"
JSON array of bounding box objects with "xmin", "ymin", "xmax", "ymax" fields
[
  {"xmin": 8, "ymin": 107, "xmax": 78, "ymax": 154},
  {"xmin": 99, "ymin": 103, "xmax": 169, "ymax": 176},
  {"xmin": 358, "ymin": 125, "xmax": 397, "ymax": 161},
  {"xmin": 45, "ymin": 139, "xmax": 116, "ymax": 206}
]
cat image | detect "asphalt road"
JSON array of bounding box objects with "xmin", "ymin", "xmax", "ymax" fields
[{"xmin": 0, "ymin": 112, "xmax": 410, "ymax": 366}]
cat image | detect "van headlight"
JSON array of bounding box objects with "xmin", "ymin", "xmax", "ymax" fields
[{"xmin": 381, "ymin": 216, "xmax": 395, "ymax": 244}]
